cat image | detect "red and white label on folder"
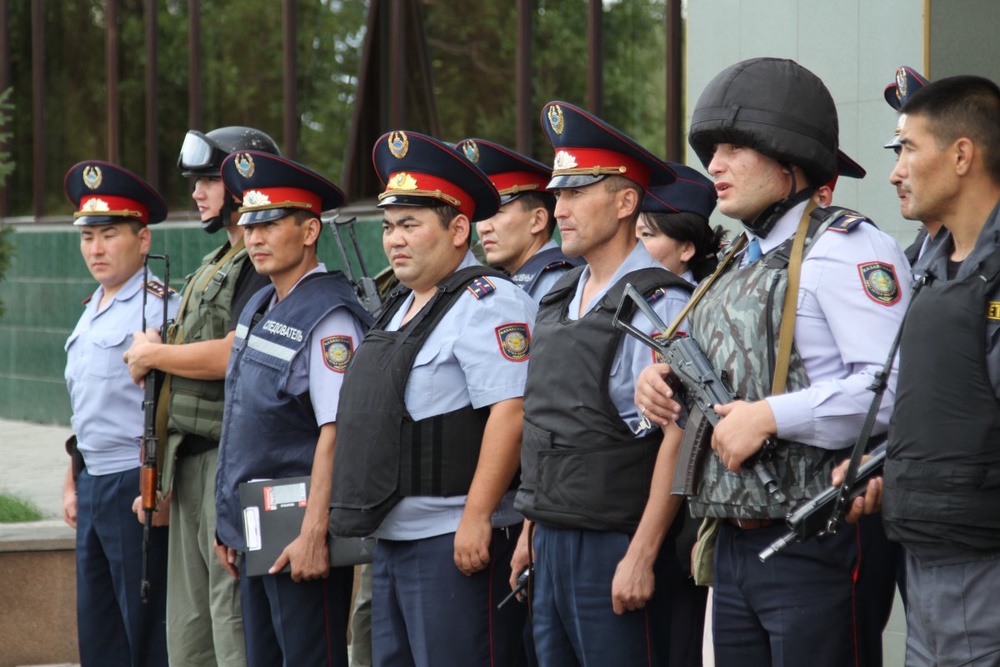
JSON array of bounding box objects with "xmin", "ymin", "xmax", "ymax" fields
[{"xmin": 263, "ymin": 481, "xmax": 308, "ymax": 511}]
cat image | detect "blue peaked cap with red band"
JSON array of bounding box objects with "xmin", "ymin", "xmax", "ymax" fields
[
  {"xmin": 884, "ymin": 66, "xmax": 930, "ymax": 149},
  {"xmin": 456, "ymin": 138, "xmax": 551, "ymax": 205},
  {"xmin": 540, "ymin": 100, "xmax": 675, "ymax": 190},
  {"xmin": 64, "ymin": 160, "xmax": 167, "ymax": 226},
  {"xmin": 374, "ymin": 130, "xmax": 501, "ymax": 223}
]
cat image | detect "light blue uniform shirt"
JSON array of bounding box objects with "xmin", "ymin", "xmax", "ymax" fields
[
  {"xmin": 745, "ymin": 201, "xmax": 912, "ymax": 449},
  {"xmin": 65, "ymin": 268, "xmax": 179, "ymax": 475},
  {"xmin": 268, "ymin": 264, "xmax": 367, "ymax": 426},
  {"xmin": 566, "ymin": 241, "xmax": 691, "ymax": 433},
  {"xmin": 375, "ymin": 251, "xmax": 537, "ymax": 541}
]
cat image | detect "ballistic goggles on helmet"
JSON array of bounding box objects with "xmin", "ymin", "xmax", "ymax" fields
[{"xmin": 178, "ymin": 131, "xmax": 229, "ymax": 176}]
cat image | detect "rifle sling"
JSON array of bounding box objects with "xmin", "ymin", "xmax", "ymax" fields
[{"xmin": 771, "ymin": 200, "xmax": 817, "ymax": 394}]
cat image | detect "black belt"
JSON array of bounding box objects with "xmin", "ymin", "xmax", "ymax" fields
[{"xmin": 177, "ymin": 434, "xmax": 218, "ymax": 458}]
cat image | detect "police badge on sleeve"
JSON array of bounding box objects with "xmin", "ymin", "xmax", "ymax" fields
[
  {"xmin": 321, "ymin": 335, "xmax": 354, "ymax": 373},
  {"xmin": 495, "ymin": 323, "xmax": 530, "ymax": 362},
  {"xmin": 858, "ymin": 262, "xmax": 901, "ymax": 306}
]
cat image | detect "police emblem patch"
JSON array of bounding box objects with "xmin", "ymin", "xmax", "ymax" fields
[
  {"xmin": 462, "ymin": 140, "xmax": 480, "ymax": 163},
  {"xmin": 548, "ymin": 104, "xmax": 565, "ymax": 135},
  {"xmin": 321, "ymin": 335, "xmax": 354, "ymax": 373},
  {"xmin": 495, "ymin": 323, "xmax": 530, "ymax": 362},
  {"xmin": 988, "ymin": 302, "xmax": 1000, "ymax": 320},
  {"xmin": 389, "ymin": 131, "xmax": 409, "ymax": 159},
  {"xmin": 235, "ymin": 153, "xmax": 255, "ymax": 178},
  {"xmin": 858, "ymin": 262, "xmax": 901, "ymax": 306},
  {"xmin": 82, "ymin": 165, "xmax": 103, "ymax": 190}
]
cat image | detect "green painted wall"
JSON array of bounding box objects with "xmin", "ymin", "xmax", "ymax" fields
[{"xmin": 0, "ymin": 214, "xmax": 387, "ymax": 425}]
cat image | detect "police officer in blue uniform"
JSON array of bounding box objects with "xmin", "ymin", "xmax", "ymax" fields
[
  {"xmin": 62, "ymin": 160, "xmax": 178, "ymax": 667},
  {"xmin": 638, "ymin": 163, "xmax": 722, "ymax": 284},
  {"xmin": 513, "ymin": 101, "xmax": 696, "ymax": 666},
  {"xmin": 458, "ymin": 137, "xmax": 582, "ymax": 303},
  {"xmin": 329, "ymin": 131, "xmax": 537, "ymax": 667},
  {"xmin": 635, "ymin": 58, "xmax": 911, "ymax": 666},
  {"xmin": 213, "ymin": 151, "xmax": 372, "ymax": 666}
]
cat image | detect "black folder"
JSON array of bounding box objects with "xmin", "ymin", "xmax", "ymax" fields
[{"xmin": 239, "ymin": 476, "xmax": 374, "ymax": 577}]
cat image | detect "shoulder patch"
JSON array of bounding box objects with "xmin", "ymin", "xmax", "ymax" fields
[
  {"xmin": 858, "ymin": 262, "xmax": 901, "ymax": 306},
  {"xmin": 321, "ymin": 335, "xmax": 354, "ymax": 372},
  {"xmin": 495, "ymin": 323, "xmax": 530, "ymax": 362},
  {"xmin": 466, "ymin": 276, "xmax": 497, "ymax": 300},
  {"xmin": 988, "ymin": 302, "xmax": 1000, "ymax": 320},
  {"xmin": 145, "ymin": 279, "xmax": 177, "ymax": 298},
  {"xmin": 827, "ymin": 213, "xmax": 869, "ymax": 233}
]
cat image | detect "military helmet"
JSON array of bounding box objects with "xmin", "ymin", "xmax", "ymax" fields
[
  {"xmin": 178, "ymin": 126, "xmax": 280, "ymax": 178},
  {"xmin": 688, "ymin": 58, "xmax": 839, "ymax": 187}
]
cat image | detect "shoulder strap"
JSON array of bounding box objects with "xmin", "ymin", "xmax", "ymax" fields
[
  {"xmin": 771, "ymin": 200, "xmax": 818, "ymax": 394},
  {"xmin": 539, "ymin": 265, "xmax": 587, "ymax": 307}
]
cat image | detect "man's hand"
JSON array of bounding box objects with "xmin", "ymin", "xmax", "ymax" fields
[
  {"xmin": 269, "ymin": 528, "xmax": 330, "ymax": 582},
  {"xmin": 130, "ymin": 492, "xmax": 171, "ymax": 527},
  {"xmin": 711, "ymin": 400, "xmax": 777, "ymax": 471},
  {"xmin": 831, "ymin": 455, "xmax": 883, "ymax": 523},
  {"xmin": 62, "ymin": 465, "xmax": 77, "ymax": 529},
  {"xmin": 634, "ymin": 363, "xmax": 683, "ymax": 427},
  {"xmin": 214, "ymin": 539, "xmax": 240, "ymax": 580},
  {"xmin": 509, "ymin": 520, "xmax": 532, "ymax": 598},
  {"xmin": 611, "ymin": 549, "xmax": 655, "ymax": 615},
  {"xmin": 454, "ymin": 512, "xmax": 492, "ymax": 576},
  {"xmin": 123, "ymin": 327, "xmax": 163, "ymax": 384}
]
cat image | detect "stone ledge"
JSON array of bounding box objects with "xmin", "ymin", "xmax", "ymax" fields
[{"xmin": 0, "ymin": 520, "xmax": 75, "ymax": 552}]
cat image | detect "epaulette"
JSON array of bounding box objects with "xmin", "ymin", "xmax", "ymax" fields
[
  {"xmin": 542, "ymin": 260, "xmax": 574, "ymax": 272},
  {"xmin": 145, "ymin": 279, "xmax": 177, "ymax": 299},
  {"xmin": 826, "ymin": 211, "xmax": 870, "ymax": 233},
  {"xmin": 645, "ymin": 287, "xmax": 666, "ymax": 304},
  {"xmin": 81, "ymin": 295, "xmax": 92, "ymax": 306},
  {"xmin": 465, "ymin": 276, "xmax": 497, "ymax": 300}
]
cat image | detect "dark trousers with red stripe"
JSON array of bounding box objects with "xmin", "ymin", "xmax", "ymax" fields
[
  {"xmin": 239, "ymin": 560, "xmax": 353, "ymax": 667},
  {"xmin": 531, "ymin": 524, "xmax": 686, "ymax": 667},
  {"xmin": 712, "ymin": 520, "xmax": 866, "ymax": 667},
  {"xmin": 372, "ymin": 526, "xmax": 525, "ymax": 667}
]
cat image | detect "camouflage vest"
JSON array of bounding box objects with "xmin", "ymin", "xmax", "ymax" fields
[
  {"xmin": 686, "ymin": 226, "xmax": 846, "ymax": 520},
  {"xmin": 165, "ymin": 241, "xmax": 249, "ymax": 443}
]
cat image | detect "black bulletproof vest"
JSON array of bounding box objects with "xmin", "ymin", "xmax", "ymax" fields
[
  {"xmin": 514, "ymin": 266, "xmax": 693, "ymax": 533},
  {"xmin": 329, "ymin": 266, "xmax": 508, "ymax": 538},
  {"xmin": 884, "ymin": 251, "xmax": 1000, "ymax": 564}
]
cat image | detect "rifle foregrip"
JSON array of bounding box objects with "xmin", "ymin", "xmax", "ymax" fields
[{"xmin": 140, "ymin": 466, "xmax": 157, "ymax": 512}]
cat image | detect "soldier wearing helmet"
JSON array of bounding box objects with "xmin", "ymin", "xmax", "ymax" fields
[
  {"xmin": 635, "ymin": 58, "xmax": 911, "ymax": 666},
  {"xmin": 122, "ymin": 126, "xmax": 279, "ymax": 666}
]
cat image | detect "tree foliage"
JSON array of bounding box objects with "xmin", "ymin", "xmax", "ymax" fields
[{"xmin": 0, "ymin": 0, "xmax": 669, "ymax": 216}]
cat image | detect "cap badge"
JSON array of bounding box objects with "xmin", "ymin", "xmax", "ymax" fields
[
  {"xmin": 896, "ymin": 67, "xmax": 907, "ymax": 102},
  {"xmin": 81, "ymin": 198, "xmax": 110, "ymax": 212},
  {"xmin": 462, "ymin": 140, "xmax": 480, "ymax": 163},
  {"xmin": 235, "ymin": 153, "xmax": 255, "ymax": 179},
  {"xmin": 82, "ymin": 166, "xmax": 103, "ymax": 190},
  {"xmin": 553, "ymin": 150, "xmax": 578, "ymax": 170},
  {"xmin": 389, "ymin": 172, "xmax": 419, "ymax": 191},
  {"xmin": 389, "ymin": 131, "xmax": 409, "ymax": 159},
  {"xmin": 242, "ymin": 190, "xmax": 271, "ymax": 207},
  {"xmin": 547, "ymin": 104, "xmax": 565, "ymax": 135}
]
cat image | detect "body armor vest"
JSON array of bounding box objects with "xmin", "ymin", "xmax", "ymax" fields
[
  {"xmin": 884, "ymin": 251, "xmax": 1000, "ymax": 564},
  {"xmin": 514, "ymin": 267, "xmax": 693, "ymax": 533},
  {"xmin": 687, "ymin": 211, "xmax": 856, "ymax": 519},
  {"xmin": 214, "ymin": 272, "xmax": 369, "ymax": 551},
  {"xmin": 329, "ymin": 267, "xmax": 508, "ymax": 538},
  {"xmin": 166, "ymin": 241, "xmax": 249, "ymax": 443},
  {"xmin": 510, "ymin": 246, "xmax": 582, "ymax": 297}
]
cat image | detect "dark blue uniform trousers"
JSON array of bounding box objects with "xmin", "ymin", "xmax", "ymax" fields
[
  {"xmin": 75, "ymin": 467, "xmax": 168, "ymax": 667},
  {"xmin": 239, "ymin": 560, "xmax": 353, "ymax": 667},
  {"xmin": 712, "ymin": 520, "xmax": 864, "ymax": 667},
  {"xmin": 372, "ymin": 526, "xmax": 525, "ymax": 667},
  {"xmin": 531, "ymin": 524, "xmax": 685, "ymax": 667}
]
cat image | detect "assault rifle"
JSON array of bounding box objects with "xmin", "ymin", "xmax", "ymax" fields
[
  {"xmin": 139, "ymin": 253, "xmax": 169, "ymax": 603},
  {"xmin": 758, "ymin": 445, "xmax": 885, "ymax": 562},
  {"xmin": 612, "ymin": 283, "xmax": 786, "ymax": 504},
  {"xmin": 325, "ymin": 214, "xmax": 382, "ymax": 315}
]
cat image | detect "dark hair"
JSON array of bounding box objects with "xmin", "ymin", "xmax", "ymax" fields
[
  {"xmin": 292, "ymin": 209, "xmax": 321, "ymax": 249},
  {"xmin": 429, "ymin": 203, "xmax": 471, "ymax": 246},
  {"xmin": 645, "ymin": 211, "xmax": 726, "ymax": 281},
  {"xmin": 516, "ymin": 191, "xmax": 557, "ymax": 236},
  {"xmin": 901, "ymin": 75, "xmax": 1000, "ymax": 182}
]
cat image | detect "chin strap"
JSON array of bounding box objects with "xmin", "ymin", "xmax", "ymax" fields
[
  {"xmin": 202, "ymin": 195, "xmax": 236, "ymax": 234},
  {"xmin": 744, "ymin": 164, "xmax": 814, "ymax": 239}
]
